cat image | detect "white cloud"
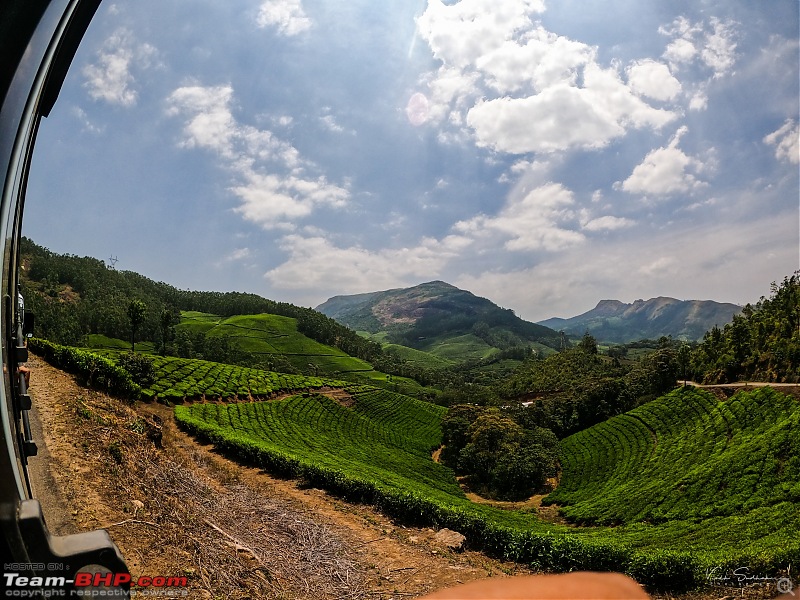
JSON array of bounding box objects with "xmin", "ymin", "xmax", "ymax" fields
[
  {"xmin": 764, "ymin": 119, "xmax": 800, "ymax": 165},
  {"xmin": 660, "ymin": 16, "xmax": 738, "ymax": 78},
  {"xmin": 82, "ymin": 28, "xmax": 157, "ymax": 106},
  {"xmin": 455, "ymin": 211, "xmax": 798, "ymax": 322},
  {"xmin": 663, "ymin": 37, "xmax": 697, "ymax": 66},
  {"xmin": 319, "ymin": 108, "xmax": 347, "ymax": 133},
  {"xmin": 619, "ymin": 126, "xmax": 707, "ymax": 196},
  {"xmin": 582, "ymin": 215, "xmax": 635, "ymax": 232},
  {"xmin": 475, "ymin": 28, "xmax": 591, "ymax": 94},
  {"xmin": 166, "ymin": 84, "xmax": 350, "ymax": 228},
  {"xmin": 626, "ymin": 60, "xmax": 682, "ymax": 102},
  {"xmin": 166, "ymin": 85, "xmax": 237, "ymax": 155},
  {"xmin": 415, "ymin": 1, "xmax": 678, "ymax": 155},
  {"xmin": 265, "ymin": 234, "xmax": 472, "ymax": 292},
  {"xmin": 467, "ymin": 62, "xmax": 676, "ymax": 154},
  {"xmin": 701, "ymin": 18, "xmax": 738, "ymax": 78},
  {"xmin": 455, "ymin": 182, "xmax": 584, "ymax": 251},
  {"xmin": 415, "ymin": 0, "xmax": 546, "ymax": 68},
  {"xmin": 71, "ymin": 106, "xmax": 105, "ymax": 134},
  {"xmin": 256, "ymin": 0, "xmax": 311, "ymax": 36}
]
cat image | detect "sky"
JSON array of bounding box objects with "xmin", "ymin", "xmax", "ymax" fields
[{"xmin": 25, "ymin": 0, "xmax": 799, "ymax": 322}]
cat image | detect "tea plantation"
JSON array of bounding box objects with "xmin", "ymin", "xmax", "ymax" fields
[
  {"xmin": 174, "ymin": 379, "xmax": 800, "ymax": 592},
  {"xmin": 29, "ymin": 340, "xmax": 800, "ymax": 592},
  {"xmin": 545, "ymin": 387, "xmax": 800, "ymax": 524}
]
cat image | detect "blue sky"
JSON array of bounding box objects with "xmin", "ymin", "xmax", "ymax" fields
[{"xmin": 25, "ymin": 0, "xmax": 799, "ymax": 321}]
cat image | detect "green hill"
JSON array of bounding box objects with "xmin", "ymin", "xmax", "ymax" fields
[
  {"xmin": 30, "ymin": 341, "xmax": 799, "ymax": 592},
  {"xmin": 316, "ymin": 281, "xmax": 561, "ymax": 363},
  {"xmin": 545, "ymin": 387, "xmax": 800, "ymax": 525},
  {"xmin": 19, "ymin": 238, "xmax": 443, "ymax": 389}
]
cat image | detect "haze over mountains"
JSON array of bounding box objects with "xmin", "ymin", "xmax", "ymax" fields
[
  {"xmin": 539, "ymin": 297, "xmax": 742, "ymax": 343},
  {"xmin": 319, "ymin": 282, "xmax": 742, "ymax": 347}
]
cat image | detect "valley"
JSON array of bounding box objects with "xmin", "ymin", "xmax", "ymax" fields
[{"xmin": 17, "ymin": 240, "xmax": 800, "ymax": 597}]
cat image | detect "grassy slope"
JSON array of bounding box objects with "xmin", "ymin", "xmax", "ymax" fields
[
  {"xmin": 176, "ymin": 312, "xmax": 424, "ymax": 392},
  {"xmin": 170, "ymin": 361, "xmax": 800, "ymax": 589},
  {"xmin": 545, "ymin": 387, "xmax": 800, "ymax": 559},
  {"xmin": 180, "ymin": 312, "xmax": 372, "ymax": 371},
  {"xmin": 38, "ymin": 340, "xmax": 796, "ymax": 591}
]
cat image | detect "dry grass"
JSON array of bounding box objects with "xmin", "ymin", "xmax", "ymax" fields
[{"xmin": 73, "ymin": 392, "xmax": 370, "ymax": 599}]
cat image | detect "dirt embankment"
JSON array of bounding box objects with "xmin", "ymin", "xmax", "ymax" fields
[{"xmin": 25, "ymin": 355, "xmax": 528, "ymax": 599}]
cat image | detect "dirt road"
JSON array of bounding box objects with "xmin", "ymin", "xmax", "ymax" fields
[{"xmin": 24, "ymin": 355, "xmax": 525, "ymax": 599}]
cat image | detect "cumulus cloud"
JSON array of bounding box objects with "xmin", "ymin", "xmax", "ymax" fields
[
  {"xmin": 454, "ymin": 182, "xmax": 584, "ymax": 251},
  {"xmin": 166, "ymin": 84, "xmax": 349, "ymax": 228},
  {"xmin": 467, "ymin": 62, "xmax": 676, "ymax": 154},
  {"xmin": 454, "ymin": 211, "xmax": 798, "ymax": 322},
  {"xmin": 626, "ymin": 60, "xmax": 682, "ymax": 102},
  {"xmin": 763, "ymin": 119, "xmax": 799, "ymax": 165},
  {"xmin": 256, "ymin": 0, "xmax": 311, "ymax": 36},
  {"xmin": 660, "ymin": 16, "xmax": 737, "ymax": 78},
  {"xmin": 82, "ymin": 28, "xmax": 157, "ymax": 106},
  {"xmin": 414, "ymin": 0, "xmax": 678, "ymax": 155},
  {"xmin": 265, "ymin": 233, "xmax": 473, "ymax": 292},
  {"xmin": 619, "ymin": 126, "xmax": 707, "ymax": 196},
  {"xmin": 416, "ymin": 0, "xmax": 546, "ymax": 68}
]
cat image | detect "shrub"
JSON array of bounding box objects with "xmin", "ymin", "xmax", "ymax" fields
[
  {"xmin": 117, "ymin": 352, "xmax": 156, "ymax": 386},
  {"xmin": 29, "ymin": 338, "xmax": 141, "ymax": 399}
]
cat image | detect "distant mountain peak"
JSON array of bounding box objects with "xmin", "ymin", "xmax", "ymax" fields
[
  {"xmin": 538, "ymin": 296, "xmax": 741, "ymax": 343},
  {"xmin": 316, "ymin": 281, "xmax": 561, "ymax": 359}
]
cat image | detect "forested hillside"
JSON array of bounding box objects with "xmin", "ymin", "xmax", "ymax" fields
[
  {"xmin": 317, "ymin": 281, "xmax": 562, "ymax": 362},
  {"xmin": 690, "ymin": 273, "xmax": 800, "ymax": 383},
  {"xmin": 19, "ymin": 238, "xmax": 428, "ymax": 382}
]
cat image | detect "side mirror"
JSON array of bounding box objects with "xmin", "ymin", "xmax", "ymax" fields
[{"xmin": 22, "ymin": 311, "xmax": 34, "ymax": 338}]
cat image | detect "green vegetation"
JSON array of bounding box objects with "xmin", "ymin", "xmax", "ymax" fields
[
  {"xmin": 173, "ymin": 377, "xmax": 800, "ymax": 593},
  {"xmin": 440, "ymin": 406, "xmax": 559, "ymax": 500},
  {"xmin": 438, "ymin": 336, "xmax": 680, "ymax": 439},
  {"xmin": 690, "ymin": 273, "xmax": 800, "ymax": 383},
  {"xmin": 29, "ymin": 338, "xmax": 142, "ymax": 398},
  {"xmin": 318, "ymin": 280, "xmax": 561, "ymax": 369},
  {"xmin": 175, "ymin": 389, "xmax": 456, "ymax": 498},
  {"xmin": 545, "ymin": 387, "xmax": 800, "ymax": 523},
  {"xmin": 137, "ymin": 355, "xmax": 339, "ymax": 402},
  {"xmin": 30, "ymin": 335, "xmax": 799, "ymax": 592},
  {"xmin": 22, "ymin": 237, "xmax": 800, "ymax": 592}
]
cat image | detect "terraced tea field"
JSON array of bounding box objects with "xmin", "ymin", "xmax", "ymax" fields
[
  {"xmin": 34, "ymin": 341, "xmax": 798, "ymax": 592},
  {"xmin": 544, "ymin": 387, "xmax": 800, "ymax": 524},
  {"xmin": 180, "ymin": 312, "xmax": 375, "ymax": 372},
  {"xmin": 174, "ymin": 380, "xmax": 800, "ymax": 592},
  {"xmin": 178, "ymin": 312, "xmax": 423, "ymax": 392},
  {"xmin": 139, "ymin": 355, "xmax": 340, "ymax": 401},
  {"xmin": 175, "ymin": 388, "xmax": 460, "ymax": 497}
]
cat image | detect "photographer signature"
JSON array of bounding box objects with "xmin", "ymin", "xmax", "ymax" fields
[{"xmin": 706, "ymin": 566, "xmax": 795, "ymax": 595}]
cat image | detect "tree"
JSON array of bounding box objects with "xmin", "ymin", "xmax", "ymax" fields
[
  {"xmin": 159, "ymin": 306, "xmax": 180, "ymax": 355},
  {"xmin": 578, "ymin": 331, "xmax": 598, "ymax": 354},
  {"xmin": 127, "ymin": 299, "xmax": 146, "ymax": 352},
  {"xmin": 454, "ymin": 409, "xmax": 559, "ymax": 501}
]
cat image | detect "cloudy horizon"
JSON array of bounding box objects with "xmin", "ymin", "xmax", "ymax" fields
[{"xmin": 25, "ymin": 0, "xmax": 799, "ymax": 321}]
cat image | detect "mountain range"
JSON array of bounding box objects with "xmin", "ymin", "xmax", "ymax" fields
[
  {"xmin": 538, "ymin": 297, "xmax": 742, "ymax": 343},
  {"xmin": 319, "ymin": 283, "xmax": 742, "ymax": 349}
]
